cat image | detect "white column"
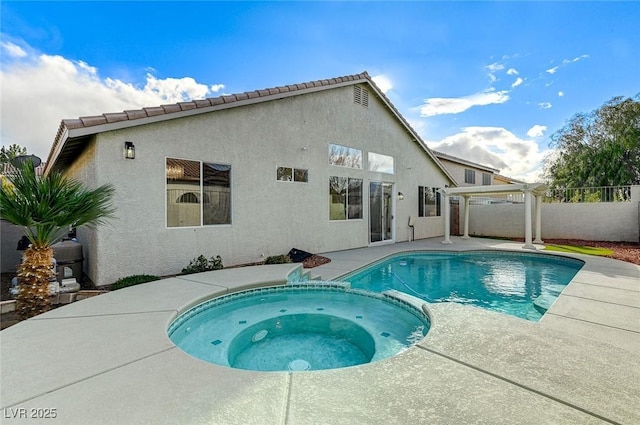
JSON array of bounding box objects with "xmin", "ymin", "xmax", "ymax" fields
[
  {"xmin": 534, "ymin": 194, "xmax": 544, "ymax": 244},
  {"xmin": 461, "ymin": 195, "xmax": 471, "ymax": 239},
  {"xmin": 442, "ymin": 193, "xmax": 452, "ymax": 244},
  {"xmin": 523, "ymin": 189, "xmax": 535, "ymax": 249}
]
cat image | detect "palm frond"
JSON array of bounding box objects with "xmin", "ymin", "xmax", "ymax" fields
[{"xmin": 0, "ymin": 161, "xmax": 115, "ymax": 247}]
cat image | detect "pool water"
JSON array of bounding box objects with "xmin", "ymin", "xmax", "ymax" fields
[
  {"xmin": 229, "ymin": 314, "xmax": 375, "ymax": 370},
  {"xmin": 168, "ymin": 284, "xmax": 430, "ymax": 371},
  {"xmin": 338, "ymin": 251, "xmax": 584, "ymax": 321}
]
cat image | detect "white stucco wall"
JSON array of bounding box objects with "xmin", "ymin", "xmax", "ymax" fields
[
  {"xmin": 437, "ymin": 158, "xmax": 493, "ymax": 187},
  {"xmin": 71, "ymin": 85, "xmax": 450, "ymax": 285},
  {"xmin": 464, "ymin": 186, "xmax": 640, "ymax": 243}
]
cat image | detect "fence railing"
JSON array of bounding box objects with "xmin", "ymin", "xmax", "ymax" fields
[
  {"xmin": 543, "ymin": 186, "xmax": 631, "ymax": 203},
  {"xmin": 462, "ymin": 185, "xmax": 633, "ymax": 205}
]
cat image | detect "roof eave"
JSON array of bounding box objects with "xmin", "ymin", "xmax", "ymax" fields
[{"xmin": 362, "ymin": 78, "xmax": 458, "ymax": 186}]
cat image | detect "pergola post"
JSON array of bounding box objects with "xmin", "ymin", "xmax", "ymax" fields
[
  {"xmin": 523, "ymin": 189, "xmax": 535, "ymax": 249},
  {"xmin": 442, "ymin": 192, "xmax": 452, "ymax": 244},
  {"xmin": 461, "ymin": 195, "xmax": 471, "ymax": 239},
  {"xmin": 534, "ymin": 194, "xmax": 544, "ymax": 244}
]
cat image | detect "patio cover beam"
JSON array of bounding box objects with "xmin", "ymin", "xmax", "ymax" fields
[{"xmin": 441, "ymin": 183, "xmax": 548, "ymax": 249}]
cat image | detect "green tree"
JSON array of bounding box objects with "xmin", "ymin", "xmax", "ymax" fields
[
  {"xmin": 0, "ymin": 144, "xmax": 28, "ymax": 163},
  {"xmin": 543, "ymin": 95, "xmax": 640, "ymax": 189},
  {"xmin": 0, "ymin": 160, "xmax": 115, "ymax": 319}
]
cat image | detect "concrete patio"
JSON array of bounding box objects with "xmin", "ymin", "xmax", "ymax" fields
[{"xmin": 0, "ymin": 237, "xmax": 638, "ymax": 424}]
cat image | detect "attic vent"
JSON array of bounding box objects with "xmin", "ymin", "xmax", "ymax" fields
[{"xmin": 353, "ymin": 86, "xmax": 369, "ymax": 108}]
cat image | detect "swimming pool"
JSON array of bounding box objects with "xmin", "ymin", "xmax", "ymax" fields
[
  {"xmin": 168, "ymin": 283, "xmax": 430, "ymax": 371},
  {"xmin": 338, "ymin": 251, "xmax": 584, "ymax": 321}
]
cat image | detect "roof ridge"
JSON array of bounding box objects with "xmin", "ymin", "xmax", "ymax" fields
[
  {"xmin": 433, "ymin": 150, "xmax": 500, "ymax": 172},
  {"xmin": 61, "ymin": 71, "xmax": 371, "ymax": 130}
]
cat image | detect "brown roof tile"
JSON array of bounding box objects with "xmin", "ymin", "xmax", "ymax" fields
[
  {"xmin": 143, "ymin": 106, "xmax": 166, "ymax": 116},
  {"xmin": 162, "ymin": 104, "xmax": 182, "ymax": 113},
  {"xmin": 104, "ymin": 112, "xmax": 129, "ymax": 123},
  {"xmin": 80, "ymin": 116, "xmax": 108, "ymax": 126},
  {"xmin": 178, "ymin": 102, "xmax": 197, "ymax": 111},
  {"xmin": 63, "ymin": 119, "xmax": 85, "ymax": 129},
  {"xmin": 194, "ymin": 99, "xmax": 212, "ymax": 108},
  {"xmin": 125, "ymin": 110, "xmax": 148, "ymax": 120}
]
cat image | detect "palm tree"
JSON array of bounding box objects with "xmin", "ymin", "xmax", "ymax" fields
[{"xmin": 0, "ymin": 160, "xmax": 115, "ymax": 319}]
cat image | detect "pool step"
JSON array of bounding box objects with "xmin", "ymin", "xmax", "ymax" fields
[{"xmin": 532, "ymin": 293, "xmax": 558, "ymax": 314}]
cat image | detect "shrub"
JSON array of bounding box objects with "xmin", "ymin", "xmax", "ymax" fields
[
  {"xmin": 111, "ymin": 274, "xmax": 160, "ymax": 290},
  {"xmin": 264, "ymin": 254, "xmax": 292, "ymax": 264},
  {"xmin": 182, "ymin": 255, "xmax": 223, "ymax": 274}
]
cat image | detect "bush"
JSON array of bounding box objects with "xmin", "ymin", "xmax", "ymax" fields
[
  {"xmin": 181, "ymin": 255, "xmax": 223, "ymax": 274},
  {"xmin": 264, "ymin": 254, "xmax": 292, "ymax": 264},
  {"xmin": 111, "ymin": 274, "xmax": 160, "ymax": 290}
]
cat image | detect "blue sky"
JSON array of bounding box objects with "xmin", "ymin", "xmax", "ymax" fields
[{"xmin": 1, "ymin": 1, "xmax": 638, "ymax": 181}]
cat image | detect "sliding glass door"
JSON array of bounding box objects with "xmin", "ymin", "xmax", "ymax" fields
[{"xmin": 369, "ymin": 182, "xmax": 394, "ymax": 243}]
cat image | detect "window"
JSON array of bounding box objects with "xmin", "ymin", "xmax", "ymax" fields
[
  {"xmin": 277, "ymin": 166, "xmax": 309, "ymax": 183},
  {"xmin": 464, "ymin": 169, "xmax": 476, "ymax": 184},
  {"xmin": 368, "ymin": 152, "xmax": 394, "ymax": 174},
  {"xmin": 482, "ymin": 173, "xmax": 492, "ymax": 185},
  {"xmin": 418, "ymin": 186, "xmax": 441, "ymax": 217},
  {"xmin": 329, "ymin": 144, "xmax": 362, "ymax": 169},
  {"xmin": 294, "ymin": 169, "xmax": 309, "ymax": 182},
  {"xmin": 166, "ymin": 158, "xmax": 231, "ymax": 227},
  {"xmin": 329, "ymin": 176, "xmax": 363, "ymax": 220},
  {"xmin": 276, "ymin": 167, "xmax": 293, "ymax": 181}
]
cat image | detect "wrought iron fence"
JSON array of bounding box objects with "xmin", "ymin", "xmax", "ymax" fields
[
  {"xmin": 460, "ymin": 186, "xmax": 632, "ymax": 205},
  {"xmin": 543, "ymin": 186, "xmax": 631, "ymax": 203}
]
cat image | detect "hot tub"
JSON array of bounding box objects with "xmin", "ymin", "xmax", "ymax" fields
[{"xmin": 168, "ymin": 283, "xmax": 430, "ymax": 371}]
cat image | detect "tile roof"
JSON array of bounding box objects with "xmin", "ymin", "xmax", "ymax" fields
[
  {"xmin": 46, "ymin": 72, "xmax": 373, "ymax": 172},
  {"xmin": 58, "ymin": 72, "xmax": 371, "ymax": 133},
  {"xmin": 44, "ymin": 71, "xmax": 457, "ymax": 185},
  {"xmin": 432, "ymin": 150, "xmax": 500, "ymax": 173}
]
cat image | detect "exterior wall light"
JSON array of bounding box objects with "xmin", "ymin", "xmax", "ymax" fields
[
  {"xmin": 124, "ymin": 141, "xmax": 135, "ymax": 159},
  {"xmin": 397, "ymin": 192, "xmax": 404, "ymax": 201}
]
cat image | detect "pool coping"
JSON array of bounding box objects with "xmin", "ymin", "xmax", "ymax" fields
[{"xmin": 1, "ymin": 237, "xmax": 638, "ymax": 424}]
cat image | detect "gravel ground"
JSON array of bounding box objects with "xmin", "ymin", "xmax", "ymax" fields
[{"xmin": 540, "ymin": 239, "xmax": 640, "ymax": 266}]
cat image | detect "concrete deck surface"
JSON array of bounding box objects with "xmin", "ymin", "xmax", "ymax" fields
[{"xmin": 0, "ymin": 237, "xmax": 638, "ymax": 424}]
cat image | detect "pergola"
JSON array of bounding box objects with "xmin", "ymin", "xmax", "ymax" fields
[{"xmin": 441, "ymin": 183, "xmax": 548, "ymax": 249}]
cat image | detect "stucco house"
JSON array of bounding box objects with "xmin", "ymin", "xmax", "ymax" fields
[
  {"xmin": 433, "ymin": 150, "xmax": 499, "ymax": 187},
  {"xmin": 43, "ymin": 71, "xmax": 455, "ymax": 286}
]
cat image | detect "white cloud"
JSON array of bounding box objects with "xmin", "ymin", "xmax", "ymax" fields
[
  {"xmin": 1, "ymin": 41, "xmax": 27, "ymax": 57},
  {"xmin": 545, "ymin": 55, "xmax": 589, "ymax": 77},
  {"xmin": 372, "ymin": 74, "xmax": 392, "ymax": 94},
  {"xmin": 420, "ymin": 88, "xmax": 509, "ymax": 117},
  {"xmin": 511, "ymin": 77, "xmax": 523, "ymax": 88},
  {"xmin": 485, "ymin": 62, "xmax": 505, "ymax": 73},
  {"xmin": 485, "ymin": 62, "xmax": 506, "ymax": 83},
  {"xmin": 558, "ymin": 91, "xmax": 564, "ymax": 97},
  {"xmin": 538, "ymin": 102, "xmax": 552, "ymax": 109},
  {"xmin": 428, "ymin": 126, "xmax": 548, "ymax": 181},
  {"xmin": 526, "ymin": 125, "xmax": 547, "ymax": 138},
  {"xmin": 0, "ymin": 50, "xmax": 225, "ymax": 159},
  {"xmin": 507, "ymin": 68, "xmax": 519, "ymax": 75},
  {"xmin": 563, "ymin": 54, "xmax": 589, "ymax": 64}
]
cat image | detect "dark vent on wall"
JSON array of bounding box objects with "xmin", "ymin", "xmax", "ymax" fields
[{"xmin": 354, "ymin": 85, "xmax": 369, "ymax": 108}]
